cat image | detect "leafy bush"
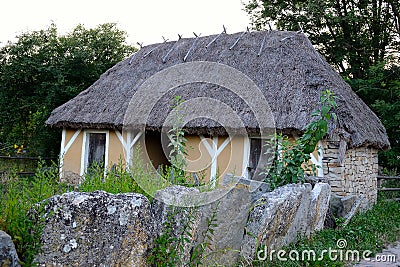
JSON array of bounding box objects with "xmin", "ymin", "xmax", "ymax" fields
[{"xmin": 265, "ymin": 90, "xmax": 337, "ymax": 189}]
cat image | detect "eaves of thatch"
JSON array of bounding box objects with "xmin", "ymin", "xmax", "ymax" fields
[{"xmin": 45, "ymin": 30, "xmax": 390, "ymax": 150}]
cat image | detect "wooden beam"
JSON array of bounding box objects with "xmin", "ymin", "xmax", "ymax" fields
[
  {"xmin": 379, "ymin": 187, "xmax": 400, "ymax": 191},
  {"xmin": 377, "ymin": 175, "xmax": 400, "ymax": 180}
]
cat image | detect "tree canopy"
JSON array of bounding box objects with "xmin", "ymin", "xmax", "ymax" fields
[
  {"xmin": 0, "ymin": 23, "xmax": 136, "ymax": 157},
  {"xmin": 245, "ymin": 0, "xmax": 399, "ymax": 79},
  {"xmin": 245, "ymin": 0, "xmax": 400, "ymax": 172}
]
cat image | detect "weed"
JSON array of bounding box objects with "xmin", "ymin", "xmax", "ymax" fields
[
  {"xmin": 0, "ymin": 161, "xmax": 68, "ymax": 266},
  {"xmin": 167, "ymin": 95, "xmax": 188, "ymax": 185},
  {"xmin": 148, "ymin": 206, "xmax": 198, "ymax": 267},
  {"xmin": 78, "ymin": 158, "xmax": 146, "ymax": 196},
  {"xmin": 190, "ymin": 201, "xmax": 220, "ymax": 266}
]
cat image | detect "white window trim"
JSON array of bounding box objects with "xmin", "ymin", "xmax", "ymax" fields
[
  {"xmin": 245, "ymin": 136, "xmax": 269, "ymax": 179},
  {"xmin": 242, "ymin": 136, "xmax": 250, "ymax": 178},
  {"xmin": 80, "ymin": 129, "xmax": 109, "ymax": 177}
]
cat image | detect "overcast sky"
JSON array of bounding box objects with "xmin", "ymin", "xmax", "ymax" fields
[{"xmin": 0, "ymin": 0, "xmax": 251, "ymax": 46}]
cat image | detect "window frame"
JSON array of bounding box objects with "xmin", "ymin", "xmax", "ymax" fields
[{"xmin": 80, "ymin": 129, "xmax": 110, "ymax": 176}]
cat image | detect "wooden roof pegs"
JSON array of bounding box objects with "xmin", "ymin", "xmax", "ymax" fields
[
  {"xmin": 142, "ymin": 36, "xmax": 169, "ymax": 59},
  {"xmin": 162, "ymin": 34, "xmax": 182, "ymax": 63},
  {"xmin": 205, "ymin": 25, "xmax": 227, "ymax": 49},
  {"xmin": 229, "ymin": 26, "xmax": 249, "ymax": 50},
  {"xmin": 184, "ymin": 32, "xmax": 201, "ymax": 62}
]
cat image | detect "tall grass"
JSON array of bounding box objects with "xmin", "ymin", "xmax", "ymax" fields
[
  {"xmin": 0, "ymin": 149, "xmax": 163, "ymax": 266},
  {"xmin": 78, "ymin": 159, "xmax": 146, "ymax": 196},
  {"xmin": 0, "ymin": 161, "xmax": 68, "ymax": 266}
]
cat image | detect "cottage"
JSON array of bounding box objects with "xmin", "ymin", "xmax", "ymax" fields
[{"xmin": 46, "ymin": 30, "xmax": 390, "ymax": 208}]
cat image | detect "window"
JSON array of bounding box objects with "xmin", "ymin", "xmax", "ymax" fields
[
  {"xmin": 87, "ymin": 133, "xmax": 106, "ymax": 169},
  {"xmin": 248, "ymin": 138, "xmax": 262, "ymax": 179},
  {"xmin": 81, "ymin": 130, "xmax": 109, "ymax": 175}
]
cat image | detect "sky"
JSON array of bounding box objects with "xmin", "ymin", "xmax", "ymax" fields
[{"xmin": 0, "ymin": 0, "xmax": 251, "ymax": 47}]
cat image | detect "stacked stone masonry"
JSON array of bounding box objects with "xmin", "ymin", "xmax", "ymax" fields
[{"xmin": 322, "ymin": 138, "xmax": 378, "ymax": 210}]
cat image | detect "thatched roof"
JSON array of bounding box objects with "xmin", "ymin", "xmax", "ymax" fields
[{"xmin": 46, "ymin": 30, "xmax": 390, "ymax": 150}]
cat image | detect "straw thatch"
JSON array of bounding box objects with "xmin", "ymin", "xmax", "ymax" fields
[{"xmin": 46, "ymin": 30, "xmax": 390, "ymax": 150}]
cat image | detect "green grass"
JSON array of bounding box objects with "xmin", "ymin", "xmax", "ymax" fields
[
  {"xmin": 249, "ymin": 199, "xmax": 400, "ymax": 267},
  {"xmin": 0, "ymin": 162, "xmax": 68, "ymax": 266},
  {"xmin": 0, "ymin": 154, "xmax": 158, "ymax": 266},
  {"xmin": 78, "ymin": 160, "xmax": 147, "ymax": 196}
]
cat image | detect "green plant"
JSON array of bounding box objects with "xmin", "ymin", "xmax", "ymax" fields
[
  {"xmin": 148, "ymin": 202, "xmax": 220, "ymax": 267},
  {"xmin": 130, "ymin": 145, "xmax": 170, "ymax": 199},
  {"xmin": 147, "ymin": 207, "xmax": 180, "ymax": 266},
  {"xmin": 264, "ymin": 90, "xmax": 337, "ymax": 189},
  {"xmin": 78, "ymin": 158, "xmax": 146, "ymax": 196},
  {"xmin": 167, "ymin": 95, "xmax": 188, "ymax": 185},
  {"xmin": 148, "ymin": 206, "xmax": 198, "ymax": 267},
  {"xmin": 0, "ymin": 160, "xmax": 68, "ymax": 266},
  {"xmin": 190, "ymin": 201, "xmax": 220, "ymax": 266}
]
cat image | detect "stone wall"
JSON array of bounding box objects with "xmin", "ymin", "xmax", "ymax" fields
[
  {"xmin": 322, "ymin": 137, "xmax": 378, "ymax": 210},
  {"xmin": 31, "ymin": 182, "xmax": 331, "ymax": 267}
]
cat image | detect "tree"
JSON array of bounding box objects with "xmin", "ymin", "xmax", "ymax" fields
[
  {"xmin": 245, "ymin": 0, "xmax": 400, "ymax": 172},
  {"xmin": 245, "ymin": 0, "xmax": 400, "ymax": 79},
  {"xmin": 0, "ymin": 23, "xmax": 136, "ymax": 157},
  {"xmin": 348, "ymin": 63, "xmax": 400, "ymax": 171}
]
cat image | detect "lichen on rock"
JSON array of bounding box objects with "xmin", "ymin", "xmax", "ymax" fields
[{"xmin": 34, "ymin": 190, "xmax": 155, "ymax": 267}]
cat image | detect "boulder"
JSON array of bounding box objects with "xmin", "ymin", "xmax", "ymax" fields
[
  {"xmin": 196, "ymin": 183, "xmax": 253, "ymax": 266},
  {"xmin": 34, "ymin": 191, "xmax": 155, "ymax": 267},
  {"xmin": 330, "ymin": 193, "xmax": 357, "ymax": 217},
  {"xmin": 152, "ymin": 182, "xmax": 254, "ymax": 267},
  {"xmin": 151, "ymin": 186, "xmax": 203, "ymax": 266},
  {"xmin": 222, "ymin": 174, "xmax": 270, "ymax": 202},
  {"xmin": 308, "ymin": 183, "xmax": 331, "ymax": 233},
  {"xmin": 342, "ymin": 194, "xmax": 364, "ymax": 227},
  {"xmin": 240, "ymin": 183, "xmax": 331, "ymax": 262},
  {"xmin": 341, "ymin": 194, "xmax": 358, "ymax": 216},
  {"xmin": 0, "ymin": 230, "xmax": 21, "ymax": 267}
]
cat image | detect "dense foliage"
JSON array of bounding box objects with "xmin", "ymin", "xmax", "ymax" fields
[
  {"xmin": 245, "ymin": 0, "xmax": 400, "ymax": 172},
  {"xmin": 266, "ymin": 90, "xmax": 337, "ymax": 189},
  {"xmin": 245, "ymin": 0, "xmax": 399, "ymax": 78},
  {"xmin": 0, "ymin": 23, "xmax": 136, "ymax": 157}
]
